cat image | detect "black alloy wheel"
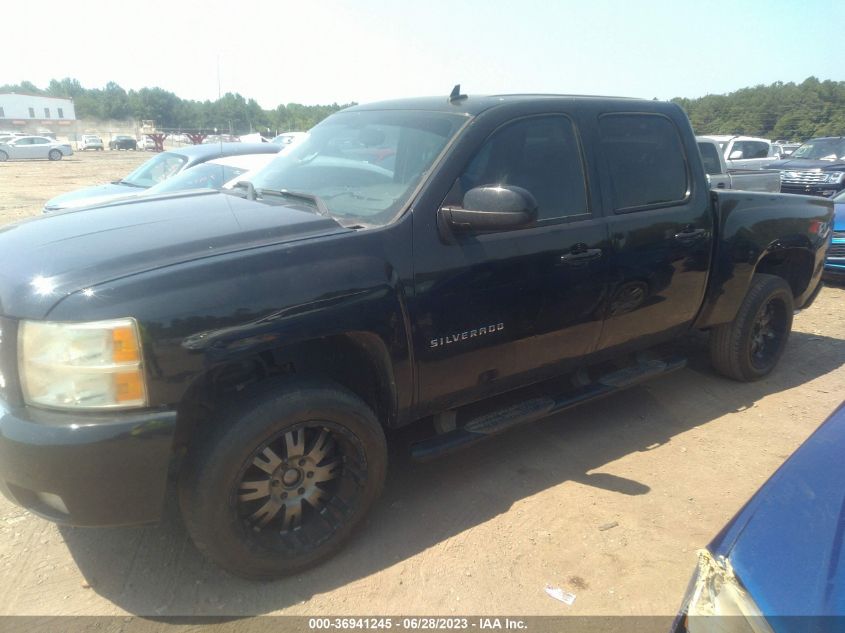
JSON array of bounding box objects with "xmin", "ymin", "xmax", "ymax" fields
[
  {"xmin": 179, "ymin": 380, "xmax": 387, "ymax": 579},
  {"xmin": 748, "ymin": 296, "xmax": 789, "ymax": 371},
  {"xmin": 710, "ymin": 273, "xmax": 794, "ymax": 381},
  {"xmin": 236, "ymin": 422, "xmax": 366, "ymax": 544}
]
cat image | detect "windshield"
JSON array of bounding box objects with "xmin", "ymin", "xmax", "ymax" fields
[
  {"xmin": 791, "ymin": 138, "xmax": 845, "ymax": 161},
  {"xmin": 121, "ymin": 152, "xmax": 188, "ymax": 187},
  {"xmin": 249, "ymin": 110, "xmax": 467, "ymax": 226},
  {"xmin": 145, "ymin": 162, "xmax": 248, "ymax": 194}
]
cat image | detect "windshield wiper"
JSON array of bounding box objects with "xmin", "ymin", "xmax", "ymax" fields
[
  {"xmin": 256, "ymin": 188, "xmax": 331, "ymax": 217},
  {"xmin": 116, "ymin": 179, "xmax": 145, "ymax": 188}
]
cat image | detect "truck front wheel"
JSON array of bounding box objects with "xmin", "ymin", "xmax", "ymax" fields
[
  {"xmin": 178, "ymin": 380, "xmax": 387, "ymax": 579},
  {"xmin": 709, "ymin": 273, "xmax": 794, "ymax": 382}
]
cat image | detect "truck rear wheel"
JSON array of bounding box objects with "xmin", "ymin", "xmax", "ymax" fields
[
  {"xmin": 709, "ymin": 273, "xmax": 793, "ymax": 381},
  {"xmin": 178, "ymin": 380, "xmax": 387, "ymax": 579}
]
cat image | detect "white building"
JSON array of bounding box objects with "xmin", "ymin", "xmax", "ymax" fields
[{"xmin": 0, "ymin": 93, "xmax": 76, "ymax": 135}]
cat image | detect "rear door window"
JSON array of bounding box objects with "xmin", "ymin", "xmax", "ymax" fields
[{"xmin": 599, "ymin": 114, "xmax": 688, "ymax": 211}]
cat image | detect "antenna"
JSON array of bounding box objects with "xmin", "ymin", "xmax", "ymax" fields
[
  {"xmin": 217, "ymin": 55, "xmax": 224, "ymax": 148},
  {"xmin": 449, "ymin": 84, "xmax": 467, "ymax": 103},
  {"xmin": 216, "ymin": 54, "xmax": 222, "ymax": 100}
]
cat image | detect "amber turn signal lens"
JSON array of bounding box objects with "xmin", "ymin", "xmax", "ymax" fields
[
  {"xmin": 115, "ymin": 370, "xmax": 145, "ymax": 404},
  {"xmin": 112, "ymin": 326, "xmax": 140, "ymax": 363}
]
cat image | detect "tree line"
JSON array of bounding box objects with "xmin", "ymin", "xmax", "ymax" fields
[
  {"xmin": 671, "ymin": 76, "xmax": 845, "ymax": 140},
  {"xmin": 3, "ymin": 76, "xmax": 844, "ymax": 139},
  {"xmin": 0, "ymin": 78, "xmax": 354, "ymax": 134}
]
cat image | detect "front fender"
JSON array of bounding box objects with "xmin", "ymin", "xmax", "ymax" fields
[{"xmin": 45, "ymin": 222, "xmax": 415, "ymax": 423}]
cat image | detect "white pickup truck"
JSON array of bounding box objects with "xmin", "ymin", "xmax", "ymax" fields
[
  {"xmin": 704, "ymin": 134, "xmax": 782, "ymax": 170},
  {"xmin": 697, "ymin": 137, "xmax": 781, "ymax": 192}
]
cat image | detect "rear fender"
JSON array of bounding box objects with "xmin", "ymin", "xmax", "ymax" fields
[{"xmin": 694, "ymin": 191, "xmax": 832, "ymax": 329}]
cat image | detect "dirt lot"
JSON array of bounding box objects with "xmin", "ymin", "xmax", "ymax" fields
[
  {"xmin": 0, "ymin": 152, "xmax": 842, "ymax": 618},
  {"xmin": 0, "ymin": 150, "xmax": 151, "ymax": 222}
]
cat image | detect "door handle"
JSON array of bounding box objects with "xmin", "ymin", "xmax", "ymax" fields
[
  {"xmin": 674, "ymin": 227, "xmax": 706, "ymax": 242},
  {"xmin": 715, "ymin": 182, "xmax": 726, "ymax": 189},
  {"xmin": 560, "ymin": 246, "xmax": 603, "ymax": 264}
]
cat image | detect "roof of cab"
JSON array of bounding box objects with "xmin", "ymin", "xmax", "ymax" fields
[{"xmin": 344, "ymin": 94, "xmax": 649, "ymax": 117}]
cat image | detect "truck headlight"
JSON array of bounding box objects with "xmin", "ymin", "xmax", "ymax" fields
[
  {"xmin": 19, "ymin": 318, "xmax": 148, "ymax": 410},
  {"xmin": 824, "ymin": 172, "xmax": 844, "ymax": 184},
  {"xmin": 675, "ymin": 550, "xmax": 773, "ymax": 633}
]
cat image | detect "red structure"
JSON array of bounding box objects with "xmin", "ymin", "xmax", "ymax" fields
[
  {"xmin": 185, "ymin": 133, "xmax": 208, "ymax": 145},
  {"xmin": 146, "ymin": 133, "xmax": 168, "ymax": 152}
]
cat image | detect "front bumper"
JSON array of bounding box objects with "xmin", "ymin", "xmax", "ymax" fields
[
  {"xmin": 781, "ymin": 183, "xmax": 843, "ymax": 198},
  {"xmin": 825, "ymin": 235, "xmax": 845, "ymax": 283},
  {"xmin": 824, "ymin": 261, "xmax": 845, "ymax": 283},
  {"xmin": 0, "ymin": 399, "xmax": 177, "ymax": 527}
]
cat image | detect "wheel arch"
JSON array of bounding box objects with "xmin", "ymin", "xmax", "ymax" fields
[
  {"xmin": 695, "ymin": 241, "xmax": 816, "ymax": 330},
  {"xmin": 754, "ymin": 246, "xmax": 815, "ymax": 299},
  {"xmin": 173, "ymin": 331, "xmax": 399, "ymax": 453}
]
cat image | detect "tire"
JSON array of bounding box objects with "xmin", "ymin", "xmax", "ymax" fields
[
  {"xmin": 178, "ymin": 379, "xmax": 387, "ymax": 579},
  {"xmin": 0, "ymin": 150, "xmax": 7, "ymax": 162},
  {"xmin": 709, "ymin": 273, "xmax": 794, "ymax": 382},
  {"xmin": 48, "ymin": 149, "xmax": 62, "ymax": 161}
]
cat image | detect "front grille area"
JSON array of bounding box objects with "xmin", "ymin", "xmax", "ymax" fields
[
  {"xmin": 781, "ymin": 185, "xmax": 827, "ymax": 196},
  {"xmin": 829, "ymin": 241, "xmax": 845, "ymax": 258},
  {"xmin": 780, "ymin": 170, "xmax": 829, "ymax": 185},
  {"xmin": 0, "ymin": 317, "xmax": 22, "ymax": 406}
]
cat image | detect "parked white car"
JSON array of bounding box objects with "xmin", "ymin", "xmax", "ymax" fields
[
  {"xmin": 706, "ymin": 135, "xmax": 781, "ymax": 170},
  {"xmin": 221, "ymin": 153, "xmax": 279, "ymax": 189},
  {"xmin": 78, "ymin": 135, "xmax": 104, "ymax": 151},
  {"xmin": 0, "ymin": 136, "xmax": 74, "ymax": 161},
  {"xmin": 271, "ymin": 131, "xmax": 307, "ymax": 146},
  {"xmin": 147, "ymin": 153, "xmax": 278, "ymax": 195}
]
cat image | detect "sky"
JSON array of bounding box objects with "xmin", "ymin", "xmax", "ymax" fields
[{"xmin": 4, "ymin": 0, "xmax": 844, "ymax": 109}]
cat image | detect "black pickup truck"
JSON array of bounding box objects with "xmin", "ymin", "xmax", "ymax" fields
[{"xmin": 0, "ymin": 92, "xmax": 833, "ymax": 579}]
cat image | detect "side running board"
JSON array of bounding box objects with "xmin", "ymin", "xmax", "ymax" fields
[{"xmin": 410, "ymin": 356, "xmax": 686, "ymax": 461}]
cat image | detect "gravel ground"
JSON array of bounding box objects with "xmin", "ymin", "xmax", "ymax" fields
[{"xmin": 0, "ymin": 152, "xmax": 842, "ymax": 618}]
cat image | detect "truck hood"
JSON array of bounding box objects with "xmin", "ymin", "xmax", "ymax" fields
[
  {"xmin": 0, "ymin": 191, "xmax": 346, "ymax": 319},
  {"xmin": 708, "ymin": 402, "xmax": 845, "ymax": 616},
  {"xmin": 43, "ymin": 181, "xmax": 146, "ymax": 212},
  {"xmin": 765, "ymin": 158, "xmax": 845, "ymax": 171}
]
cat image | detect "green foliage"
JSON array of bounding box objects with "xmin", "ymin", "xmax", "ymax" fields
[
  {"xmin": 1, "ymin": 78, "xmax": 353, "ymax": 134},
  {"xmin": 14, "ymin": 75, "xmax": 842, "ymax": 140},
  {"xmin": 672, "ymin": 77, "xmax": 845, "ymax": 140}
]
